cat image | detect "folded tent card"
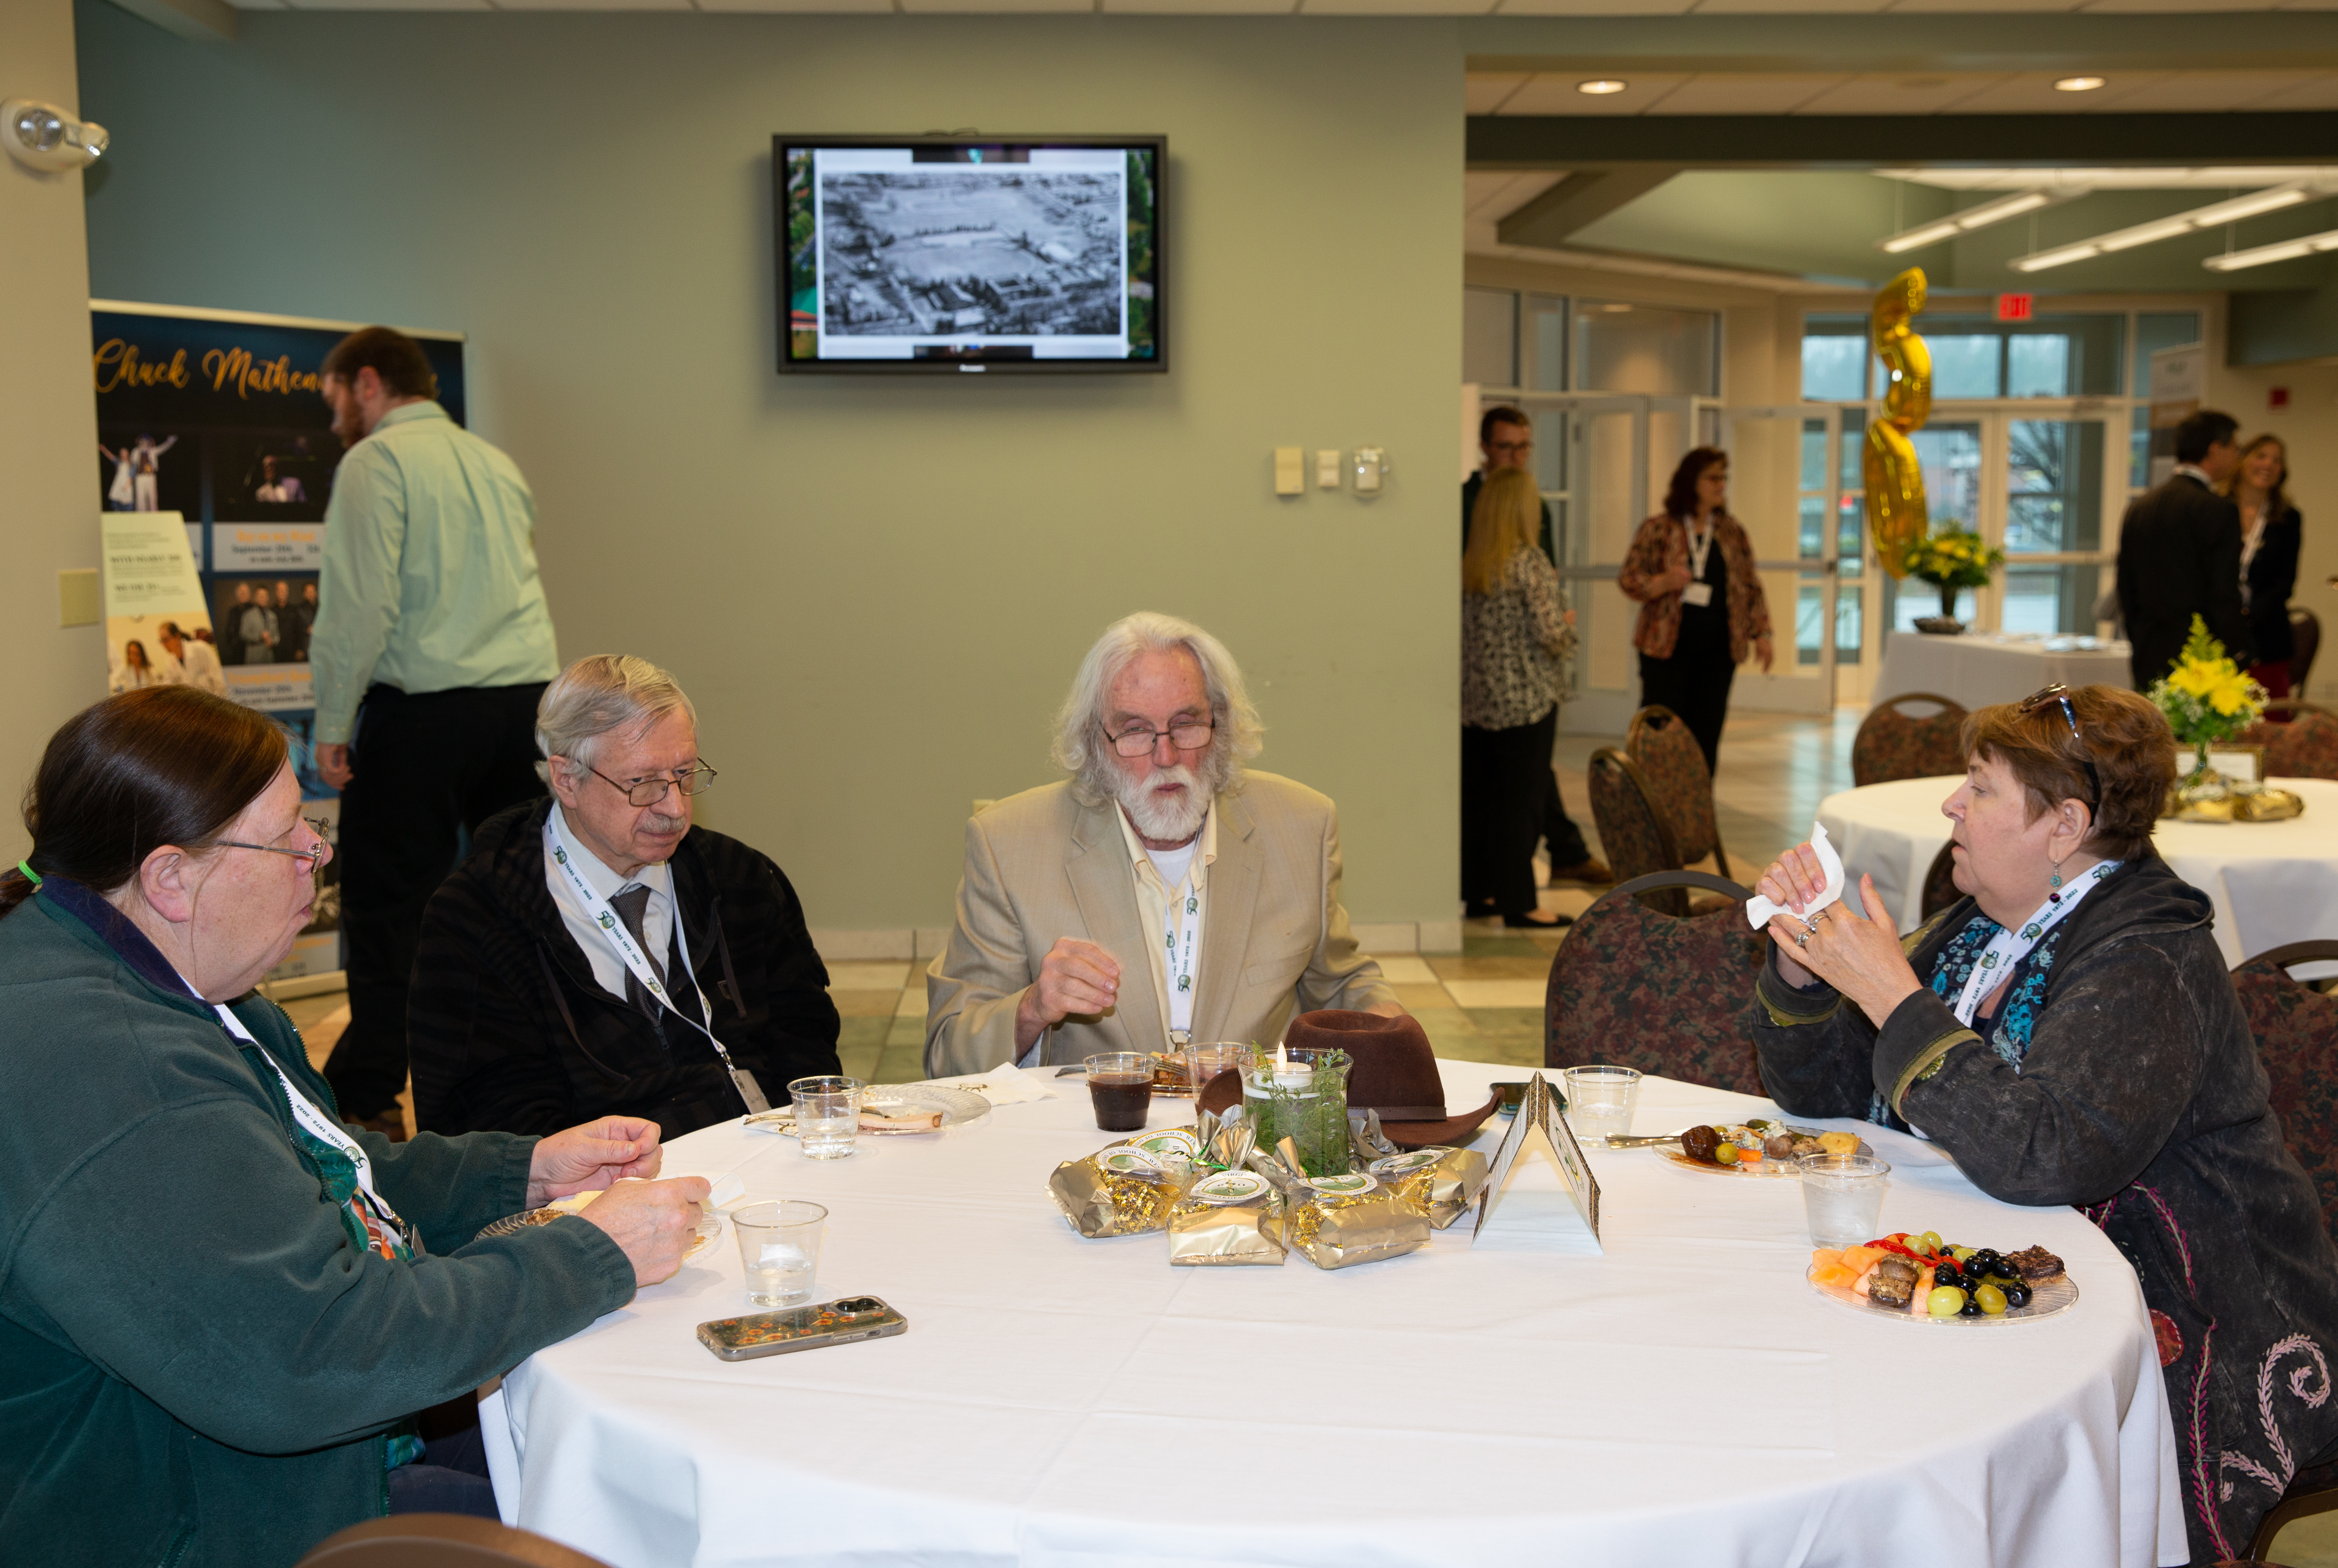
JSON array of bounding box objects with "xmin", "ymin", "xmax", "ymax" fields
[{"xmin": 1743, "ymin": 821, "xmax": 1846, "ymax": 932}]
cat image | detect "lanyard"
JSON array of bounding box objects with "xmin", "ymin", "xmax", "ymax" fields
[
  {"xmin": 1685, "ymin": 515, "xmax": 1716, "ymax": 582},
  {"xmin": 1951, "ymin": 860, "xmax": 2122, "ymax": 1027},
  {"xmin": 1163, "ymin": 867, "xmax": 1203, "ymax": 1044},
  {"xmin": 542, "ymin": 814, "xmax": 770, "ymax": 1114},
  {"xmin": 208, "ymin": 996, "xmax": 412, "ymax": 1253}
]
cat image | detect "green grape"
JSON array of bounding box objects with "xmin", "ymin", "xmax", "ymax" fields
[
  {"xmin": 1927, "ymin": 1286, "xmax": 1966, "ymax": 1317},
  {"xmin": 1919, "ymin": 1230, "xmax": 1944, "ymax": 1255},
  {"xmin": 1974, "ymin": 1283, "xmax": 2008, "ymax": 1315}
]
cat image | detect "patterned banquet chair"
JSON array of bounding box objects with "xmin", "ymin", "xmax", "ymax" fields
[
  {"xmin": 2292, "ymin": 607, "xmax": 2321, "ymax": 695},
  {"xmin": 1544, "ymin": 870, "xmax": 1766, "ymax": 1095},
  {"xmin": 1626, "ymin": 704, "xmax": 1729, "ymax": 879},
  {"xmin": 1851, "ymin": 692, "xmax": 1969, "ymax": 787},
  {"xmin": 1585, "ymin": 748, "xmax": 1719, "ymax": 916},
  {"xmin": 2232, "ymin": 940, "xmax": 2338, "ymax": 1560},
  {"xmin": 2236, "ymin": 702, "xmax": 2338, "ymax": 780}
]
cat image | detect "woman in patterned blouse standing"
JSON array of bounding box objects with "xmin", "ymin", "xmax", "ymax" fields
[
  {"xmin": 1618, "ymin": 447, "xmax": 1774, "ymax": 776},
  {"xmin": 1462, "ymin": 469, "xmax": 1578, "ymax": 928}
]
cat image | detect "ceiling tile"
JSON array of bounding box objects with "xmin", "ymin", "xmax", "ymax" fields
[
  {"xmin": 1494, "ymin": 70, "xmax": 1691, "ymax": 111},
  {"xmin": 1639, "ymin": 74, "xmax": 1845, "ymax": 111},
  {"xmin": 1466, "ymin": 72, "xmax": 1531, "ymax": 113},
  {"xmin": 496, "ymin": 0, "xmax": 690, "ymax": 9},
  {"xmin": 1465, "ymin": 170, "xmax": 1564, "ymax": 216},
  {"xmin": 2248, "ymin": 76, "xmax": 2338, "ymax": 107},
  {"xmin": 700, "ymin": 0, "xmax": 893, "ymax": 9},
  {"xmin": 2086, "ymin": 70, "xmax": 2327, "ymax": 109},
  {"xmin": 1691, "ymin": 0, "xmax": 1891, "ymax": 11},
  {"xmin": 2083, "ymin": 0, "xmax": 2307, "ymax": 9},
  {"xmin": 1883, "ymin": 0, "xmax": 2085, "ymax": 11},
  {"xmin": 1492, "ymin": 0, "xmax": 1697, "ymax": 14},
  {"xmin": 1935, "ymin": 70, "xmax": 2162, "ymax": 111},
  {"xmin": 1789, "ymin": 73, "xmax": 2008, "ymax": 113},
  {"xmin": 898, "ymin": 0, "xmax": 1091, "ymax": 10},
  {"xmin": 1105, "ymin": 0, "xmax": 1290, "ymax": 9},
  {"xmin": 282, "ymin": 0, "xmax": 487, "ymax": 9},
  {"xmin": 1302, "ymin": 0, "xmax": 1492, "ymax": 11}
]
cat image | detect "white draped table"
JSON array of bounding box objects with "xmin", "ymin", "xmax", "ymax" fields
[
  {"xmin": 1821, "ymin": 775, "xmax": 2338, "ymax": 971},
  {"xmin": 484, "ymin": 1063, "xmax": 2185, "ymax": 1568},
  {"xmin": 1875, "ymin": 631, "xmax": 2133, "ymax": 711}
]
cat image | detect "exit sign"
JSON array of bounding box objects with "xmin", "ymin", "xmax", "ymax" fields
[{"xmin": 1997, "ymin": 294, "xmax": 2035, "ymax": 322}]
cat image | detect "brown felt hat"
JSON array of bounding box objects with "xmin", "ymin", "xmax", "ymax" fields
[{"xmin": 1282, "ymin": 1009, "xmax": 1502, "ymax": 1151}]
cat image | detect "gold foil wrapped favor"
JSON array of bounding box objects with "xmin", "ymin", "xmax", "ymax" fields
[
  {"xmin": 1048, "ymin": 1145, "xmax": 1185, "ymax": 1239},
  {"xmin": 1369, "ymin": 1146, "xmax": 1490, "ymax": 1230},
  {"xmin": 1261, "ymin": 1171, "xmax": 1430, "ymax": 1270},
  {"xmin": 1167, "ymin": 1170, "xmax": 1286, "ymax": 1266}
]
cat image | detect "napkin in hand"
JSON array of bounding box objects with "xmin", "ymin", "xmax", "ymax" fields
[
  {"xmin": 1744, "ymin": 821, "xmax": 1845, "ymax": 931},
  {"xmin": 924, "ymin": 1060, "xmax": 1058, "ymax": 1106}
]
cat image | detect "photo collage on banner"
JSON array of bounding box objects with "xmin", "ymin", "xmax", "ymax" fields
[{"xmin": 91, "ymin": 303, "xmax": 467, "ymax": 981}]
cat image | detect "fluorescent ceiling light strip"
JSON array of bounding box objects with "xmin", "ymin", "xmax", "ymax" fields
[
  {"xmin": 2202, "ymin": 227, "xmax": 2338, "ymax": 272},
  {"xmin": 2009, "ymin": 243, "xmax": 2102, "ymax": 273},
  {"xmin": 1879, "ymin": 220, "xmax": 1962, "ymax": 255},
  {"xmin": 2186, "ymin": 187, "xmax": 2311, "ymax": 226},
  {"xmin": 1875, "ymin": 186, "xmax": 2085, "ymax": 255},
  {"xmin": 2008, "ymin": 181, "xmax": 2334, "ymax": 270},
  {"xmin": 1957, "ymin": 190, "xmax": 2051, "ymax": 228},
  {"xmin": 2096, "ymin": 219, "xmax": 2198, "ymax": 254}
]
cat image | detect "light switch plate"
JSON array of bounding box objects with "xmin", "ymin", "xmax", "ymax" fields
[
  {"xmin": 1273, "ymin": 447, "xmax": 1303, "ymax": 496},
  {"xmin": 58, "ymin": 569, "xmax": 99, "ymax": 628},
  {"xmin": 1316, "ymin": 449, "xmax": 1341, "ymax": 489}
]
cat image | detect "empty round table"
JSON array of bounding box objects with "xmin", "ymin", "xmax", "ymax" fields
[{"xmin": 1874, "ymin": 631, "xmax": 2133, "ymax": 711}]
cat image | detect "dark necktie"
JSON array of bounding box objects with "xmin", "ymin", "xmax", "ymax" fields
[{"xmin": 608, "ymin": 884, "xmax": 667, "ymax": 1015}]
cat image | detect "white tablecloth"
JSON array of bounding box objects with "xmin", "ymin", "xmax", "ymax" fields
[
  {"xmin": 484, "ymin": 1064, "xmax": 2185, "ymax": 1568},
  {"xmin": 1821, "ymin": 775, "xmax": 2338, "ymax": 971},
  {"xmin": 1875, "ymin": 631, "xmax": 2133, "ymax": 711}
]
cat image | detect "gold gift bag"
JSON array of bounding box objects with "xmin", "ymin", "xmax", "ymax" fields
[
  {"xmin": 1369, "ymin": 1146, "xmax": 1490, "ymax": 1230},
  {"xmin": 1260, "ymin": 1171, "xmax": 1430, "ymax": 1270},
  {"xmin": 1048, "ymin": 1145, "xmax": 1185, "ymax": 1238},
  {"xmin": 1167, "ymin": 1169, "xmax": 1286, "ymax": 1266}
]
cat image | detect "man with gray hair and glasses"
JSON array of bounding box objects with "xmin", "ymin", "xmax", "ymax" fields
[
  {"xmin": 927, "ymin": 612, "xmax": 1400, "ymax": 1078},
  {"xmin": 407, "ymin": 655, "xmax": 840, "ymax": 1139}
]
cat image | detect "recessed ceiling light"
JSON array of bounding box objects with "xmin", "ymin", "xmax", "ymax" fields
[
  {"xmin": 1577, "ymin": 80, "xmax": 1628, "ymax": 96},
  {"xmin": 2054, "ymin": 77, "xmax": 2107, "ymax": 93}
]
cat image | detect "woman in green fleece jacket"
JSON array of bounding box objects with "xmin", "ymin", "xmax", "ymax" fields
[{"xmin": 0, "ymin": 687, "xmax": 712, "ymax": 1568}]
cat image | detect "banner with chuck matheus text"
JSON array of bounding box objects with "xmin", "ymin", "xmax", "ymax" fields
[{"xmin": 90, "ymin": 302, "xmax": 467, "ymax": 983}]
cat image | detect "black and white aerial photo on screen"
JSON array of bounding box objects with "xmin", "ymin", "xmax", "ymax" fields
[{"xmin": 818, "ymin": 166, "xmax": 1126, "ymax": 341}]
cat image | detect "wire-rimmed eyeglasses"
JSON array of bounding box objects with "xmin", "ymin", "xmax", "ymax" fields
[
  {"xmin": 588, "ymin": 760, "xmax": 718, "ymax": 808},
  {"xmin": 1101, "ymin": 721, "xmax": 1214, "ymax": 759},
  {"xmin": 218, "ymin": 817, "xmax": 334, "ymax": 876},
  {"xmin": 2016, "ymin": 684, "xmax": 2103, "ymax": 807}
]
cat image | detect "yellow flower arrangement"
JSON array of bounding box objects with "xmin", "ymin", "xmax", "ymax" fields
[{"xmin": 2148, "ymin": 616, "xmax": 2268, "ymax": 750}]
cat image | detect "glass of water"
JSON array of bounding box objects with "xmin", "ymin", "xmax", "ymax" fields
[
  {"xmin": 733, "ymin": 1200, "xmax": 826, "ymax": 1307},
  {"xmin": 1798, "ymin": 1153, "xmax": 1891, "ymax": 1249},
  {"xmin": 788, "ymin": 1075, "xmax": 864, "ymax": 1160},
  {"xmin": 1561, "ymin": 1065, "xmax": 1642, "ymax": 1143}
]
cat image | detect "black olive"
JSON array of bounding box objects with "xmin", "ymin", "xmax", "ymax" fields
[
  {"xmin": 2003, "ymin": 1283, "xmax": 2034, "ymax": 1309},
  {"xmin": 1935, "ymin": 1267, "xmax": 1965, "ymax": 1291},
  {"xmin": 1960, "ymin": 1298, "xmax": 1985, "ymax": 1317}
]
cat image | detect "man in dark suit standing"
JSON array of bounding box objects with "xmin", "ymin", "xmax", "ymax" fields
[
  {"xmin": 1461, "ymin": 405, "xmax": 1609, "ymax": 885},
  {"xmin": 2117, "ymin": 409, "xmax": 2251, "ymax": 689}
]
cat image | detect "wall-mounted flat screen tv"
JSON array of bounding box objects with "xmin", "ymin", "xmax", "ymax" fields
[{"xmin": 775, "ymin": 135, "xmax": 1164, "ymax": 374}]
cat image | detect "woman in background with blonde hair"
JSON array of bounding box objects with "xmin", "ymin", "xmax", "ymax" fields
[
  {"xmin": 2223, "ymin": 433, "xmax": 2302, "ymax": 701},
  {"xmin": 1462, "ymin": 468, "xmax": 1578, "ymax": 928}
]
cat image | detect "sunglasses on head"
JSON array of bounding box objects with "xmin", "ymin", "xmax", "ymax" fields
[{"xmin": 2016, "ymin": 684, "xmax": 2102, "ymax": 808}]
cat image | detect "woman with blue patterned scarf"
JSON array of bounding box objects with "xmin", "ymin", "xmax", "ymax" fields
[{"xmin": 1749, "ymin": 682, "xmax": 2338, "ymax": 1563}]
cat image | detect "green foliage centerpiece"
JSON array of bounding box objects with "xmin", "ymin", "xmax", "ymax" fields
[
  {"xmin": 1897, "ymin": 527, "xmax": 2006, "ymax": 633},
  {"xmin": 1242, "ymin": 1046, "xmax": 1352, "ymax": 1178}
]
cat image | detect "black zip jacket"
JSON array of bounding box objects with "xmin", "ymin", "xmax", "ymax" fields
[{"xmin": 409, "ymin": 798, "xmax": 840, "ymax": 1139}]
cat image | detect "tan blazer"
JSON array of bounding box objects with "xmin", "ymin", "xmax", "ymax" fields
[{"xmin": 924, "ymin": 771, "xmax": 1396, "ymax": 1078}]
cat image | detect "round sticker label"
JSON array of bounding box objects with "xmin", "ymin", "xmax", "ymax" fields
[
  {"xmin": 1370, "ymin": 1150, "xmax": 1444, "ymax": 1176},
  {"xmin": 1133, "ymin": 1129, "xmax": 1201, "ymax": 1158},
  {"xmin": 1099, "ymin": 1149, "xmax": 1165, "ymax": 1179},
  {"xmin": 1188, "ymin": 1170, "xmax": 1269, "ymax": 1206},
  {"xmin": 1305, "ymin": 1172, "xmax": 1379, "ymax": 1197}
]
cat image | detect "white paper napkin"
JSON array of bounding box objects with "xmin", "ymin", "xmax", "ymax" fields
[
  {"xmin": 923, "ymin": 1061, "xmax": 1058, "ymax": 1105},
  {"xmin": 1744, "ymin": 821, "xmax": 1846, "ymax": 931}
]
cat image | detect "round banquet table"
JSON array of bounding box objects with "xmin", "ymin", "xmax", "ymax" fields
[
  {"xmin": 1873, "ymin": 631, "xmax": 2133, "ymax": 712},
  {"xmin": 1821, "ymin": 774, "xmax": 2338, "ymax": 972},
  {"xmin": 481, "ymin": 1063, "xmax": 2185, "ymax": 1568}
]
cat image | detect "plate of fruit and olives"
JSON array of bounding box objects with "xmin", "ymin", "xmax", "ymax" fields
[
  {"xmin": 1806, "ymin": 1231, "xmax": 2078, "ymax": 1326},
  {"xmin": 1658, "ymin": 1121, "xmax": 1857, "ymax": 1179}
]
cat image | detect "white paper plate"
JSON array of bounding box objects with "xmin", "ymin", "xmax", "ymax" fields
[
  {"xmin": 746, "ymin": 1084, "xmax": 992, "ymax": 1138},
  {"xmin": 1805, "ymin": 1263, "xmax": 2079, "ymax": 1326},
  {"xmin": 1653, "ymin": 1125, "xmax": 1835, "ymax": 1180}
]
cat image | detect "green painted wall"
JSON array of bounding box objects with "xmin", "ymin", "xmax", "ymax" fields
[{"xmin": 74, "ymin": 5, "xmax": 1464, "ymax": 936}]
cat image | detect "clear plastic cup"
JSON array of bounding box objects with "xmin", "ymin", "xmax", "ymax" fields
[
  {"xmin": 1086, "ymin": 1052, "xmax": 1152, "ymax": 1132},
  {"xmin": 788, "ymin": 1075, "xmax": 864, "ymax": 1160},
  {"xmin": 1561, "ymin": 1065, "xmax": 1642, "ymax": 1143},
  {"xmin": 1798, "ymin": 1153, "xmax": 1892, "ymax": 1249},
  {"xmin": 733, "ymin": 1199, "xmax": 825, "ymax": 1307},
  {"xmin": 1184, "ymin": 1041, "xmax": 1251, "ymax": 1109}
]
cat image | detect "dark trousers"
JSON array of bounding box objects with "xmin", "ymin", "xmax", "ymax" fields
[
  {"xmin": 1538, "ymin": 758, "xmax": 1590, "ymax": 868},
  {"xmin": 328, "ymin": 682, "xmax": 548, "ymax": 1119},
  {"xmin": 386, "ymin": 1424, "xmax": 499, "ymax": 1519},
  {"xmin": 1638, "ymin": 650, "xmax": 1735, "ymax": 777},
  {"xmin": 1462, "ymin": 708, "xmax": 1558, "ymax": 919}
]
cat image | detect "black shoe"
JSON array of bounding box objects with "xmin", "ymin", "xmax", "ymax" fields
[{"xmin": 1502, "ymin": 910, "xmax": 1574, "ymax": 929}]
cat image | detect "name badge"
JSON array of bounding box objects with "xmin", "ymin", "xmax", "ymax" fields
[{"xmin": 1682, "ymin": 581, "xmax": 1714, "ymax": 608}]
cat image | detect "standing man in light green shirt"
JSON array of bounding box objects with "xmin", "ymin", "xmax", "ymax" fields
[{"xmin": 311, "ymin": 326, "xmax": 561, "ymax": 1137}]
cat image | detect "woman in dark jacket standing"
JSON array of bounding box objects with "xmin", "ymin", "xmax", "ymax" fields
[
  {"xmin": 1618, "ymin": 447, "xmax": 1774, "ymax": 775},
  {"xmin": 1747, "ymin": 683, "xmax": 2338, "ymax": 1562},
  {"xmin": 2225, "ymin": 433, "xmax": 2302, "ymax": 699}
]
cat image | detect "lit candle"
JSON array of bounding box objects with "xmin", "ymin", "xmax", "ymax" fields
[{"xmin": 1272, "ymin": 1041, "xmax": 1315, "ymax": 1090}]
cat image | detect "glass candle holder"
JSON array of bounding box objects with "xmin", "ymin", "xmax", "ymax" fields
[{"xmin": 1241, "ymin": 1047, "xmax": 1351, "ymax": 1177}]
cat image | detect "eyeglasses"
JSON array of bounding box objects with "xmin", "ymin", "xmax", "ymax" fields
[
  {"xmin": 2016, "ymin": 685, "xmax": 2103, "ymax": 807},
  {"xmin": 587, "ymin": 760, "xmax": 718, "ymax": 808},
  {"xmin": 1102, "ymin": 720, "xmax": 1215, "ymax": 759},
  {"xmin": 219, "ymin": 818, "xmax": 334, "ymax": 876}
]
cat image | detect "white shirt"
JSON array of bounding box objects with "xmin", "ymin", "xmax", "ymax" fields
[
  {"xmin": 1115, "ymin": 801, "xmax": 1217, "ymax": 1041},
  {"xmin": 2174, "ymin": 464, "xmax": 2217, "ymax": 488},
  {"xmin": 543, "ymin": 801, "xmax": 674, "ymax": 998}
]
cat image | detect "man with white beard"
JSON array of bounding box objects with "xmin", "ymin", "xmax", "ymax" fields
[{"xmin": 926, "ymin": 612, "xmax": 1400, "ymax": 1077}]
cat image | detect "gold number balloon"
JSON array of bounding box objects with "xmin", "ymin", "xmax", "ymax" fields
[{"xmin": 1863, "ymin": 267, "xmax": 1931, "ymax": 579}]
